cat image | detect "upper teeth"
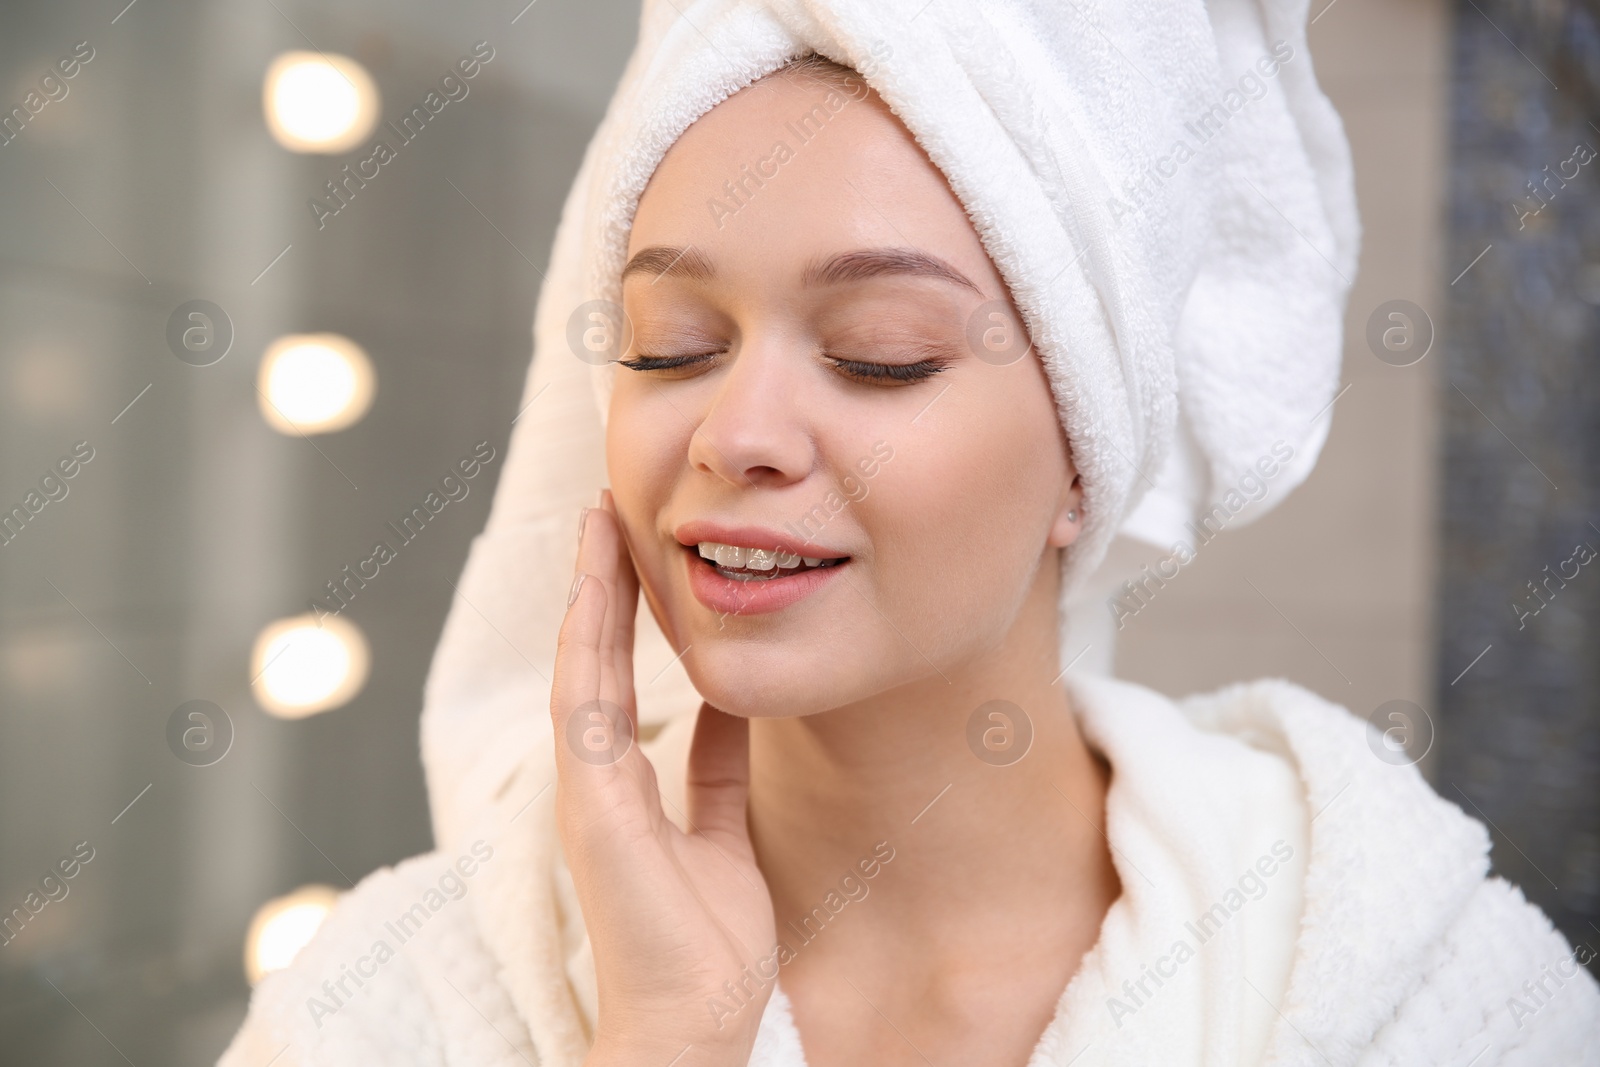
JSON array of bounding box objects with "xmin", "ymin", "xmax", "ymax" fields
[{"xmin": 697, "ymin": 542, "xmax": 826, "ymax": 569}]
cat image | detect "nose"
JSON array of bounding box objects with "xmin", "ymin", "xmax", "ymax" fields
[{"xmin": 687, "ymin": 339, "xmax": 813, "ymax": 489}]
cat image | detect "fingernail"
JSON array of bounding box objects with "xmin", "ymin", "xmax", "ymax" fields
[
  {"xmin": 595, "ymin": 487, "xmax": 608, "ymax": 509},
  {"xmin": 568, "ymin": 572, "xmax": 587, "ymax": 607},
  {"xmin": 577, "ymin": 506, "xmax": 590, "ymax": 540}
]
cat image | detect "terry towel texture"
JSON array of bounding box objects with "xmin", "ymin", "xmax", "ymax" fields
[{"xmin": 219, "ymin": 674, "xmax": 1600, "ymax": 1065}]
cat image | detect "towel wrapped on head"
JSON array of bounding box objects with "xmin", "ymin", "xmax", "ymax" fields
[{"xmin": 423, "ymin": 0, "xmax": 1360, "ymax": 817}]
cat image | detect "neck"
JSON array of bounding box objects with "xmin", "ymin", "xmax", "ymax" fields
[{"xmin": 746, "ymin": 557, "xmax": 1119, "ymax": 972}]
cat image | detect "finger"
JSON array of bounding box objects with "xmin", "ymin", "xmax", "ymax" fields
[
  {"xmin": 585, "ymin": 503, "xmax": 619, "ymax": 696},
  {"xmin": 579, "ymin": 499, "xmax": 636, "ymax": 733},
  {"xmin": 551, "ymin": 542, "xmax": 606, "ymax": 774},
  {"xmin": 600, "ymin": 489, "xmax": 640, "ymax": 696},
  {"xmin": 552, "ymin": 505, "xmax": 633, "ymax": 781},
  {"xmin": 685, "ymin": 702, "xmax": 751, "ymax": 845}
]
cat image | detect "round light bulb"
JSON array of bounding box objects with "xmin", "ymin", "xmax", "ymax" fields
[
  {"xmin": 244, "ymin": 884, "xmax": 341, "ymax": 984},
  {"xmin": 251, "ymin": 613, "xmax": 370, "ymax": 719},
  {"xmin": 258, "ymin": 333, "xmax": 375, "ymax": 435},
  {"xmin": 263, "ymin": 51, "xmax": 379, "ymax": 154}
]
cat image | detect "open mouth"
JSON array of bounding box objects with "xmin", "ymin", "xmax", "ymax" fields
[{"xmin": 690, "ymin": 540, "xmax": 849, "ymax": 582}]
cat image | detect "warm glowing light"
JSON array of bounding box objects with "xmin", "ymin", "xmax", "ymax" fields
[
  {"xmin": 262, "ymin": 51, "xmax": 379, "ymax": 153},
  {"xmin": 245, "ymin": 884, "xmax": 341, "ymax": 984},
  {"xmin": 251, "ymin": 613, "xmax": 370, "ymax": 719},
  {"xmin": 258, "ymin": 333, "xmax": 375, "ymax": 435}
]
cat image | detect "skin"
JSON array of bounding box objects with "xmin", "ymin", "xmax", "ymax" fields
[{"xmin": 552, "ymin": 64, "xmax": 1120, "ymax": 1067}]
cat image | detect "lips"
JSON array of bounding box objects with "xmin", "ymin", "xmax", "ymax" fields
[{"xmin": 674, "ymin": 520, "xmax": 851, "ymax": 616}]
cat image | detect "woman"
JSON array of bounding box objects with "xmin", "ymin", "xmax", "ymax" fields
[{"xmin": 220, "ymin": 3, "xmax": 1599, "ymax": 1065}]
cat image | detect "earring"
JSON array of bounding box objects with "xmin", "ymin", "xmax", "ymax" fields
[{"xmin": 1067, "ymin": 508, "xmax": 1079, "ymax": 522}]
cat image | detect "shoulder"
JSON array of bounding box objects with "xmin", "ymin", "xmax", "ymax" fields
[
  {"xmin": 1156, "ymin": 675, "xmax": 1600, "ymax": 1062},
  {"xmin": 1364, "ymin": 875, "xmax": 1600, "ymax": 1065},
  {"xmin": 217, "ymin": 848, "xmax": 534, "ymax": 1067},
  {"xmin": 1175, "ymin": 676, "xmax": 1492, "ymax": 875}
]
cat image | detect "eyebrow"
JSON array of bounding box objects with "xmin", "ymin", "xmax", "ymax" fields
[{"xmin": 621, "ymin": 245, "xmax": 982, "ymax": 294}]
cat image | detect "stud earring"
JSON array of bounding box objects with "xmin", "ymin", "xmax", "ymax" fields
[{"xmin": 1067, "ymin": 508, "xmax": 1079, "ymax": 522}]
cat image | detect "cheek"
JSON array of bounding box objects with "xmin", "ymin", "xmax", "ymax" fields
[
  {"xmin": 607, "ymin": 378, "xmax": 704, "ymax": 491},
  {"xmin": 863, "ymin": 387, "xmax": 1066, "ymax": 649},
  {"xmin": 606, "ymin": 389, "xmax": 693, "ymax": 576}
]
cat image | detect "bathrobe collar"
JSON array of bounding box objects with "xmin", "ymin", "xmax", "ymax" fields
[{"xmin": 425, "ymin": 663, "xmax": 1490, "ymax": 1066}]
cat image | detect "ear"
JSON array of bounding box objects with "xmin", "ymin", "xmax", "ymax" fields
[{"xmin": 1047, "ymin": 472, "xmax": 1084, "ymax": 548}]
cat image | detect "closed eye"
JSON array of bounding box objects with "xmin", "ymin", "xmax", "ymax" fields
[
  {"xmin": 826, "ymin": 355, "xmax": 952, "ymax": 384},
  {"xmin": 614, "ymin": 352, "xmax": 720, "ymax": 372},
  {"xmin": 613, "ymin": 350, "xmax": 954, "ymax": 384}
]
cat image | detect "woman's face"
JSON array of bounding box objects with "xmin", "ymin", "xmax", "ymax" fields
[{"xmin": 607, "ymin": 66, "xmax": 1082, "ymax": 718}]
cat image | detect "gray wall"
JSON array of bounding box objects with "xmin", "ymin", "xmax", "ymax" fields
[
  {"xmin": 1432, "ymin": 0, "xmax": 1599, "ymax": 977},
  {"xmin": 0, "ymin": 1, "xmax": 634, "ymax": 1062}
]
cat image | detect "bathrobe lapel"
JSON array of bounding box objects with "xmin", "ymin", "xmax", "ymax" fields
[{"xmin": 443, "ymin": 668, "xmax": 1493, "ymax": 1067}]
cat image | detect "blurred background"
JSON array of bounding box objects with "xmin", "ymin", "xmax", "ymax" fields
[{"xmin": 0, "ymin": 0, "xmax": 1594, "ymax": 1062}]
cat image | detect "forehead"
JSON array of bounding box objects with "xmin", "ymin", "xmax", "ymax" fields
[{"xmin": 625, "ymin": 72, "xmax": 1005, "ymax": 298}]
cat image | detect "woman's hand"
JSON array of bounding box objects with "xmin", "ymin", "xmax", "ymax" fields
[{"xmin": 553, "ymin": 490, "xmax": 776, "ymax": 1067}]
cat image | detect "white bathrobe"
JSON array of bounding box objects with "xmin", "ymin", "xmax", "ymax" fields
[
  {"xmin": 218, "ymin": 0, "xmax": 1600, "ymax": 1062},
  {"xmin": 218, "ymin": 671, "xmax": 1600, "ymax": 1066}
]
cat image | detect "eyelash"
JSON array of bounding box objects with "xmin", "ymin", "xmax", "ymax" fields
[{"xmin": 614, "ymin": 351, "xmax": 953, "ymax": 384}]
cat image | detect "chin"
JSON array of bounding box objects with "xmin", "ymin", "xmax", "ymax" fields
[
  {"xmin": 681, "ymin": 643, "xmax": 829, "ymax": 718},
  {"xmin": 680, "ymin": 638, "xmax": 883, "ymax": 719},
  {"xmin": 684, "ymin": 630, "xmax": 928, "ymax": 723}
]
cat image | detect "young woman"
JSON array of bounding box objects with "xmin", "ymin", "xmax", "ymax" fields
[
  {"xmin": 564, "ymin": 52, "xmax": 1123, "ymax": 1064},
  {"xmin": 221, "ymin": 6, "xmax": 1599, "ymax": 1067}
]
